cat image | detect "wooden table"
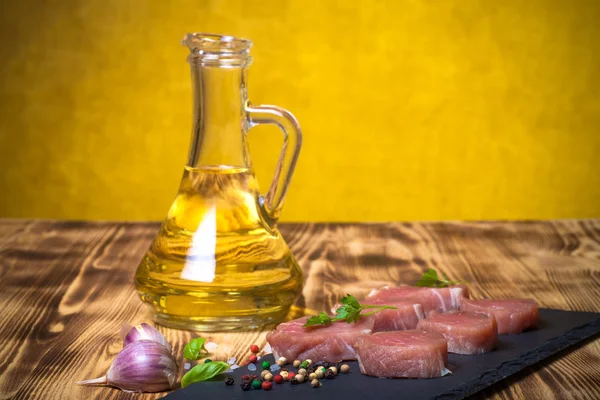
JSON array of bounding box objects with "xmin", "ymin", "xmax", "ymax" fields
[{"xmin": 1, "ymin": 219, "xmax": 599, "ymax": 399}]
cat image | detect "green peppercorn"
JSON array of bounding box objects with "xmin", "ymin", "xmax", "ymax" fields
[
  {"xmin": 300, "ymin": 361, "xmax": 308, "ymax": 369},
  {"xmin": 204, "ymin": 359, "xmax": 212, "ymax": 363},
  {"xmin": 251, "ymin": 379, "xmax": 262, "ymax": 390},
  {"xmin": 261, "ymin": 361, "xmax": 271, "ymax": 370}
]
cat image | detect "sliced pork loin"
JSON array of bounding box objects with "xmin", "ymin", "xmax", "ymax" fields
[
  {"xmin": 417, "ymin": 311, "xmax": 498, "ymax": 354},
  {"xmin": 266, "ymin": 316, "xmax": 374, "ymax": 362},
  {"xmin": 366, "ymin": 285, "xmax": 467, "ymax": 316},
  {"xmin": 370, "ymin": 300, "xmax": 426, "ymax": 332},
  {"xmin": 355, "ymin": 330, "xmax": 449, "ymax": 378},
  {"xmin": 460, "ymin": 297, "xmax": 539, "ymax": 334},
  {"xmin": 331, "ymin": 300, "xmax": 425, "ymax": 332}
]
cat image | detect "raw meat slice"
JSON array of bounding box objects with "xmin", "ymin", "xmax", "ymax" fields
[
  {"xmin": 355, "ymin": 330, "xmax": 449, "ymax": 378},
  {"xmin": 460, "ymin": 297, "xmax": 539, "ymax": 334},
  {"xmin": 332, "ymin": 300, "xmax": 425, "ymax": 332},
  {"xmin": 417, "ymin": 310, "xmax": 498, "ymax": 354},
  {"xmin": 370, "ymin": 300, "xmax": 426, "ymax": 332},
  {"xmin": 266, "ymin": 316, "xmax": 374, "ymax": 362},
  {"xmin": 366, "ymin": 285, "xmax": 467, "ymax": 315}
]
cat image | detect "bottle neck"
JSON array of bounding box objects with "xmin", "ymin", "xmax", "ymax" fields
[{"xmin": 187, "ymin": 64, "xmax": 250, "ymax": 169}]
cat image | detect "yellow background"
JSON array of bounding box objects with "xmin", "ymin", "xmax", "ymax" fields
[{"xmin": 1, "ymin": 0, "xmax": 599, "ymax": 222}]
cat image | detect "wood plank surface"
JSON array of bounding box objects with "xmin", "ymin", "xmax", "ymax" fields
[{"xmin": 0, "ymin": 219, "xmax": 599, "ymax": 400}]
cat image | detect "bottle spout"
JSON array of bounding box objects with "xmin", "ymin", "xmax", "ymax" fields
[{"xmin": 183, "ymin": 33, "xmax": 252, "ymax": 67}]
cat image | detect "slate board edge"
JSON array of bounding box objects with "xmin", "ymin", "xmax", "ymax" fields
[
  {"xmin": 162, "ymin": 309, "xmax": 600, "ymax": 400},
  {"xmin": 435, "ymin": 313, "xmax": 600, "ymax": 400}
]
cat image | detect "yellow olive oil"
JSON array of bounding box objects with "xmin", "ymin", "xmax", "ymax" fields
[{"xmin": 135, "ymin": 166, "xmax": 303, "ymax": 331}]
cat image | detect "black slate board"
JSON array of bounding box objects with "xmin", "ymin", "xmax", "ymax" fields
[{"xmin": 164, "ymin": 308, "xmax": 600, "ymax": 400}]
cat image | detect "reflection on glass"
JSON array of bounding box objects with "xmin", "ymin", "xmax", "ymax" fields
[{"xmin": 181, "ymin": 205, "xmax": 216, "ymax": 283}]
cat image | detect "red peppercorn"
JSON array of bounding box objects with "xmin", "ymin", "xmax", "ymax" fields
[
  {"xmin": 274, "ymin": 374, "xmax": 284, "ymax": 384},
  {"xmin": 250, "ymin": 344, "xmax": 260, "ymax": 354},
  {"xmin": 248, "ymin": 354, "xmax": 258, "ymax": 363},
  {"xmin": 262, "ymin": 381, "xmax": 273, "ymax": 391},
  {"xmin": 288, "ymin": 372, "xmax": 296, "ymax": 380}
]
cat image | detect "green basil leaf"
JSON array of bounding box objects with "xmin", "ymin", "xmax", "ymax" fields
[
  {"xmin": 181, "ymin": 361, "xmax": 230, "ymax": 388},
  {"xmin": 184, "ymin": 337, "xmax": 207, "ymax": 360}
]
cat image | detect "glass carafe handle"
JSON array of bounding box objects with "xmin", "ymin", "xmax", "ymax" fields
[{"xmin": 246, "ymin": 103, "xmax": 302, "ymax": 225}]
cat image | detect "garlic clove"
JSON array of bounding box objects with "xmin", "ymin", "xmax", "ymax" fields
[
  {"xmin": 77, "ymin": 340, "xmax": 178, "ymax": 393},
  {"xmin": 121, "ymin": 322, "xmax": 172, "ymax": 352}
]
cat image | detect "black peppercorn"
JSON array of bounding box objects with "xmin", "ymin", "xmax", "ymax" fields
[
  {"xmin": 324, "ymin": 369, "xmax": 336, "ymax": 379},
  {"xmin": 315, "ymin": 361, "xmax": 335, "ymax": 369},
  {"xmin": 225, "ymin": 377, "xmax": 235, "ymax": 386},
  {"xmin": 241, "ymin": 380, "xmax": 252, "ymax": 391},
  {"xmin": 290, "ymin": 376, "xmax": 301, "ymax": 385}
]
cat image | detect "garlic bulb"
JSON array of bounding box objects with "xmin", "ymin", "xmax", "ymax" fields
[
  {"xmin": 76, "ymin": 340, "xmax": 178, "ymax": 393},
  {"xmin": 120, "ymin": 322, "xmax": 172, "ymax": 352}
]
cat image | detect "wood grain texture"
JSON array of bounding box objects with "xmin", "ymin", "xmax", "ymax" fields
[{"xmin": 0, "ymin": 219, "xmax": 599, "ymax": 400}]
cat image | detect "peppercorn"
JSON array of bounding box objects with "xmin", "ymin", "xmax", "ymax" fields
[
  {"xmin": 288, "ymin": 372, "xmax": 296, "ymax": 380},
  {"xmin": 241, "ymin": 374, "xmax": 257, "ymax": 382},
  {"xmin": 250, "ymin": 344, "xmax": 260, "ymax": 354},
  {"xmin": 298, "ymin": 368, "xmax": 307, "ymax": 376},
  {"xmin": 329, "ymin": 366, "xmax": 338, "ymax": 375},
  {"xmin": 251, "ymin": 379, "xmax": 262, "ymax": 390},
  {"xmin": 299, "ymin": 361, "xmax": 308, "ymax": 369},
  {"xmin": 293, "ymin": 359, "xmax": 301, "ymax": 368},
  {"xmin": 248, "ymin": 354, "xmax": 258, "ymax": 363},
  {"xmin": 277, "ymin": 356, "xmax": 287, "ymax": 367},
  {"xmin": 261, "ymin": 361, "xmax": 271, "ymax": 370},
  {"xmin": 264, "ymin": 372, "xmax": 273, "ymax": 381},
  {"xmin": 262, "ymin": 381, "xmax": 273, "ymax": 391},
  {"xmin": 340, "ymin": 364, "xmax": 350, "ymax": 374},
  {"xmin": 311, "ymin": 379, "xmax": 321, "ymax": 388},
  {"xmin": 290, "ymin": 376, "xmax": 301, "ymax": 385},
  {"xmin": 317, "ymin": 362, "xmax": 335, "ymax": 369},
  {"xmin": 204, "ymin": 359, "xmax": 212, "ymax": 363},
  {"xmin": 324, "ymin": 369, "xmax": 335, "ymax": 379},
  {"xmin": 241, "ymin": 381, "xmax": 252, "ymax": 391},
  {"xmin": 309, "ymin": 372, "xmax": 317, "ymax": 380},
  {"xmin": 315, "ymin": 369, "xmax": 325, "ymax": 379},
  {"xmin": 280, "ymin": 371, "xmax": 289, "ymax": 380},
  {"xmin": 225, "ymin": 376, "xmax": 235, "ymax": 386},
  {"xmin": 295, "ymin": 374, "xmax": 305, "ymax": 383},
  {"xmin": 274, "ymin": 374, "xmax": 284, "ymax": 384}
]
